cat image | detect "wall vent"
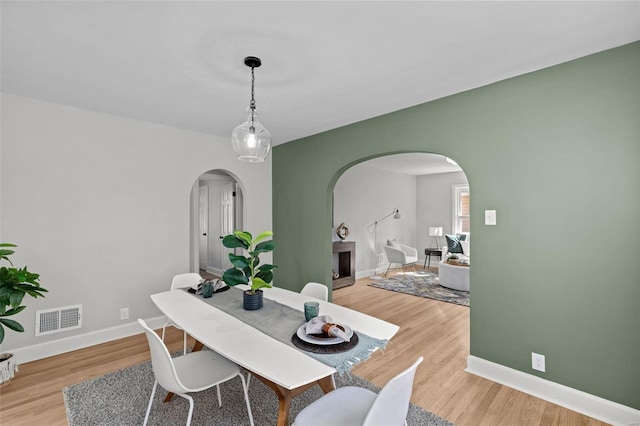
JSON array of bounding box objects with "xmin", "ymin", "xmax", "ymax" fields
[{"xmin": 35, "ymin": 304, "xmax": 82, "ymax": 336}]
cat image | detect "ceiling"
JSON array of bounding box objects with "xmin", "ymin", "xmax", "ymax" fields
[
  {"xmin": 364, "ymin": 153, "xmax": 462, "ymax": 176},
  {"xmin": 2, "ymin": 1, "xmax": 639, "ymax": 150}
]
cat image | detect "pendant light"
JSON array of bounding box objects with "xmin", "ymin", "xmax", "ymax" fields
[{"xmin": 231, "ymin": 56, "xmax": 272, "ymax": 162}]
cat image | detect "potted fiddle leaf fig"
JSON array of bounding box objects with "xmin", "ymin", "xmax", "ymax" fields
[
  {"xmin": 0, "ymin": 243, "xmax": 48, "ymax": 384},
  {"xmin": 221, "ymin": 230, "xmax": 276, "ymax": 310}
]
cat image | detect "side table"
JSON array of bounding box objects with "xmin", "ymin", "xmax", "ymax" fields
[{"xmin": 423, "ymin": 248, "xmax": 442, "ymax": 270}]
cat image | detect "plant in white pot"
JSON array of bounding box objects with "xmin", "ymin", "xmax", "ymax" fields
[
  {"xmin": 0, "ymin": 243, "xmax": 48, "ymax": 384},
  {"xmin": 221, "ymin": 230, "xmax": 276, "ymax": 310}
]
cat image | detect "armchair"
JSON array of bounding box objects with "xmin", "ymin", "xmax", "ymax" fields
[{"xmin": 383, "ymin": 239, "xmax": 418, "ymax": 276}]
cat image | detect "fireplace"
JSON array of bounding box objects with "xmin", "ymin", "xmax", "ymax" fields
[{"xmin": 332, "ymin": 241, "xmax": 355, "ymax": 289}]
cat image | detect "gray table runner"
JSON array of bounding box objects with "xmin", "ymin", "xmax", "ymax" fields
[{"xmin": 183, "ymin": 287, "xmax": 388, "ymax": 374}]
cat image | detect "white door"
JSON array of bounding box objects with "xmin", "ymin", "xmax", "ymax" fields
[
  {"xmin": 198, "ymin": 186, "xmax": 208, "ymax": 269},
  {"xmin": 220, "ymin": 183, "xmax": 235, "ymax": 270}
]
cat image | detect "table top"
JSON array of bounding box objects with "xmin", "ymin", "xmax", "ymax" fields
[
  {"xmin": 150, "ymin": 285, "xmax": 399, "ymax": 391},
  {"xmin": 424, "ymin": 248, "xmax": 443, "ymax": 255}
]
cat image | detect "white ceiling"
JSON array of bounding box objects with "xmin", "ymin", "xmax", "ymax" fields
[
  {"xmin": 2, "ymin": 1, "xmax": 639, "ymax": 149},
  {"xmin": 364, "ymin": 153, "xmax": 462, "ymax": 176}
]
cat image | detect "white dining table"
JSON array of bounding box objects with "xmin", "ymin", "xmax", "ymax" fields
[{"xmin": 150, "ymin": 284, "xmax": 399, "ymax": 426}]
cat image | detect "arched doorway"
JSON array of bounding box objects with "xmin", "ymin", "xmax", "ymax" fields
[
  {"xmin": 332, "ymin": 152, "xmax": 469, "ymax": 289},
  {"xmin": 189, "ymin": 170, "xmax": 244, "ymax": 276}
]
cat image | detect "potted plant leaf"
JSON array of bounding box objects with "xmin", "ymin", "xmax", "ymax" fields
[
  {"xmin": 0, "ymin": 243, "xmax": 48, "ymax": 384},
  {"xmin": 221, "ymin": 230, "xmax": 276, "ymax": 310}
]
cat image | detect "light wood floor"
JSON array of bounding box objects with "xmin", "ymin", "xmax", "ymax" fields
[{"xmin": 0, "ymin": 270, "xmax": 607, "ymax": 426}]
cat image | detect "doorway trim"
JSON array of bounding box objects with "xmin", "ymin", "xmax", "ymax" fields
[{"xmin": 189, "ymin": 170, "xmax": 245, "ymax": 274}]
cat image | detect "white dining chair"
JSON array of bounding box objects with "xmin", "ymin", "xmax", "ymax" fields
[
  {"xmin": 161, "ymin": 273, "xmax": 202, "ymax": 354},
  {"xmin": 300, "ymin": 282, "xmax": 329, "ymax": 301},
  {"xmin": 138, "ymin": 319, "xmax": 254, "ymax": 426},
  {"xmin": 293, "ymin": 357, "xmax": 423, "ymax": 426}
]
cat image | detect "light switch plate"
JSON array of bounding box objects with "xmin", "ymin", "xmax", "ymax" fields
[{"xmin": 485, "ymin": 210, "xmax": 497, "ymax": 225}]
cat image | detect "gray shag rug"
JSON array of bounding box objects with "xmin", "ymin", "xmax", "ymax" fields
[
  {"xmin": 369, "ymin": 271, "xmax": 469, "ymax": 307},
  {"xmin": 63, "ymin": 357, "xmax": 453, "ymax": 426}
]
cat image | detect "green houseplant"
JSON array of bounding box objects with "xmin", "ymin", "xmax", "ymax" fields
[
  {"xmin": 0, "ymin": 243, "xmax": 48, "ymax": 344},
  {"xmin": 0, "ymin": 243, "xmax": 48, "ymax": 384},
  {"xmin": 221, "ymin": 230, "xmax": 276, "ymax": 310}
]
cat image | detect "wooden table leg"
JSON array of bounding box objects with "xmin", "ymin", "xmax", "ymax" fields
[
  {"xmin": 317, "ymin": 375, "xmax": 335, "ymax": 394},
  {"xmin": 250, "ymin": 372, "xmax": 336, "ymax": 426},
  {"xmin": 191, "ymin": 340, "xmax": 204, "ymax": 352},
  {"xmin": 163, "ymin": 340, "xmax": 204, "ymax": 403}
]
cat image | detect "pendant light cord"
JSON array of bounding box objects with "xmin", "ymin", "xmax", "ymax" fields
[{"xmin": 249, "ymin": 66, "xmax": 256, "ymax": 132}]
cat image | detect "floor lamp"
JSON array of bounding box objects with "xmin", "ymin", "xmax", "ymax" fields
[{"xmin": 367, "ymin": 209, "xmax": 402, "ymax": 277}]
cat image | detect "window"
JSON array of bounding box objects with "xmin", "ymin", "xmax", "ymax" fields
[{"xmin": 452, "ymin": 185, "xmax": 470, "ymax": 234}]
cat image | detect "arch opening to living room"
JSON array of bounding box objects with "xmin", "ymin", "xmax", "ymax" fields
[{"xmin": 332, "ymin": 152, "xmax": 470, "ymax": 285}]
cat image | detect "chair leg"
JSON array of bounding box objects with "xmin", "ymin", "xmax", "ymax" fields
[
  {"xmin": 143, "ymin": 380, "xmax": 158, "ymax": 426},
  {"xmin": 216, "ymin": 384, "xmax": 221, "ymax": 407},
  {"xmin": 183, "ymin": 331, "xmax": 187, "ymax": 355},
  {"xmin": 238, "ymin": 373, "xmax": 255, "ymax": 426},
  {"xmin": 160, "ymin": 324, "xmax": 168, "ymax": 342},
  {"xmin": 246, "ymin": 372, "xmax": 251, "ymax": 388},
  {"xmin": 385, "ymin": 263, "xmax": 392, "ymax": 276},
  {"xmin": 182, "ymin": 394, "xmax": 194, "ymax": 426}
]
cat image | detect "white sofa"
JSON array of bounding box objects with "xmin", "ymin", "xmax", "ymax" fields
[
  {"xmin": 438, "ymin": 234, "xmax": 470, "ymax": 292},
  {"xmin": 440, "ymin": 233, "xmax": 470, "ymax": 261}
]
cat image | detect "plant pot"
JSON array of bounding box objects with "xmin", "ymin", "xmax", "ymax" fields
[
  {"xmin": 0, "ymin": 353, "xmax": 17, "ymax": 386},
  {"xmin": 243, "ymin": 290, "xmax": 263, "ymax": 310}
]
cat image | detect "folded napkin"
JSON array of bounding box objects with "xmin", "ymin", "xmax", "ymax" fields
[
  {"xmin": 190, "ymin": 280, "xmax": 204, "ymax": 295},
  {"xmin": 212, "ymin": 279, "xmax": 230, "ymax": 293},
  {"xmin": 305, "ymin": 315, "xmax": 351, "ymax": 342},
  {"xmin": 190, "ymin": 279, "xmax": 229, "ymax": 295}
]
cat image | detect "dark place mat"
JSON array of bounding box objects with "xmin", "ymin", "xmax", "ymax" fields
[{"xmin": 291, "ymin": 331, "xmax": 360, "ymax": 354}]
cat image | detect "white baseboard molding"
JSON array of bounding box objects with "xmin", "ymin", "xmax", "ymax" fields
[
  {"xmin": 204, "ymin": 266, "xmax": 223, "ymax": 277},
  {"xmin": 466, "ymin": 355, "xmax": 640, "ymax": 426},
  {"xmin": 356, "ymin": 269, "xmax": 376, "ymax": 279},
  {"xmin": 9, "ymin": 315, "xmax": 168, "ymax": 365},
  {"xmin": 355, "ymin": 268, "xmax": 390, "ymax": 280}
]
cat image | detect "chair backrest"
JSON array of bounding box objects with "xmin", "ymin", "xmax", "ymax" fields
[
  {"xmin": 300, "ymin": 282, "xmax": 328, "ymax": 301},
  {"xmin": 137, "ymin": 318, "xmax": 187, "ymax": 394},
  {"xmin": 383, "ymin": 244, "xmax": 406, "ymax": 263},
  {"xmin": 171, "ymin": 273, "xmax": 202, "ymax": 290},
  {"xmin": 363, "ymin": 357, "xmax": 423, "ymax": 426}
]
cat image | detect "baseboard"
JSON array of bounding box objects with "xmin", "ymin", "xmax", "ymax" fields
[
  {"xmin": 356, "ymin": 269, "xmax": 376, "ymax": 279},
  {"xmin": 357, "ymin": 262, "xmax": 437, "ymax": 280},
  {"xmin": 356, "ymin": 268, "xmax": 391, "ymax": 280},
  {"xmin": 8, "ymin": 315, "xmax": 168, "ymax": 365},
  {"xmin": 466, "ymin": 355, "xmax": 640, "ymax": 426},
  {"xmin": 204, "ymin": 266, "xmax": 223, "ymax": 277}
]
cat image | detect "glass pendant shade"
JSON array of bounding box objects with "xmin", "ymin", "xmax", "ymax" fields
[{"xmin": 231, "ymin": 111, "xmax": 272, "ymax": 162}]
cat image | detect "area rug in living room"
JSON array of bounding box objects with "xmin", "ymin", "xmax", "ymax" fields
[
  {"xmin": 368, "ymin": 271, "xmax": 469, "ymax": 307},
  {"xmin": 63, "ymin": 358, "xmax": 453, "ymax": 426}
]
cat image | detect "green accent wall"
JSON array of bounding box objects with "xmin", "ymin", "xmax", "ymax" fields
[{"xmin": 272, "ymin": 42, "xmax": 639, "ymax": 409}]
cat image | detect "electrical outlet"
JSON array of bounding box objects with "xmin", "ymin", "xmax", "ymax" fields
[
  {"xmin": 532, "ymin": 352, "xmax": 546, "ymax": 372},
  {"xmin": 120, "ymin": 308, "xmax": 129, "ymax": 320}
]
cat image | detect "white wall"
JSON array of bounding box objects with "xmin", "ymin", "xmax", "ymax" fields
[
  {"xmin": 0, "ymin": 93, "xmax": 272, "ymax": 353},
  {"xmin": 333, "ymin": 164, "xmax": 416, "ymax": 277},
  {"xmin": 416, "ymin": 171, "xmax": 469, "ymax": 253}
]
